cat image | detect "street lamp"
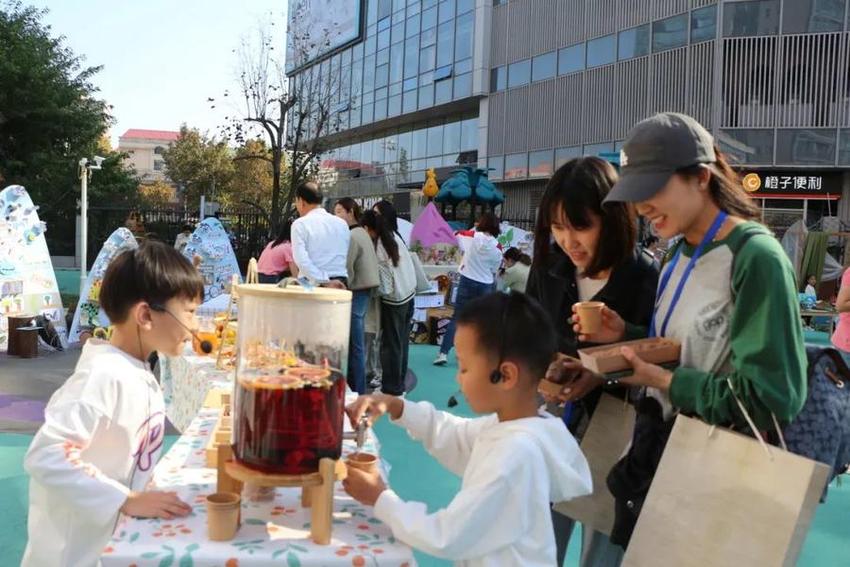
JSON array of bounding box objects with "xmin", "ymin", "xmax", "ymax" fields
[{"xmin": 78, "ymin": 155, "xmax": 105, "ymax": 296}]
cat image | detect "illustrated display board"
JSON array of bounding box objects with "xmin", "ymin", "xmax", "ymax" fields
[
  {"xmin": 182, "ymin": 218, "xmax": 242, "ymax": 303},
  {"xmin": 68, "ymin": 227, "xmax": 138, "ymax": 343},
  {"xmin": 498, "ymin": 222, "xmax": 534, "ymax": 257},
  {"xmin": 0, "ymin": 185, "xmax": 67, "ymax": 351}
]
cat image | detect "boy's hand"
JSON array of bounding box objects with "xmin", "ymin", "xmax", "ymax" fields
[
  {"xmin": 121, "ymin": 491, "xmax": 192, "ymax": 519},
  {"xmin": 342, "ymin": 466, "xmax": 387, "ymax": 506},
  {"xmin": 346, "ymin": 394, "xmax": 404, "ymax": 429}
]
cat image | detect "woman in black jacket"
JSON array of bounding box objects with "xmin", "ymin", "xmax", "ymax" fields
[{"xmin": 526, "ymin": 157, "xmax": 658, "ymax": 567}]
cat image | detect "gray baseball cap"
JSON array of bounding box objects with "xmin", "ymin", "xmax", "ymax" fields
[{"xmin": 604, "ymin": 112, "xmax": 716, "ymax": 204}]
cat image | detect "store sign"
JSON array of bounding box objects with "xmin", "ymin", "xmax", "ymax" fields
[{"xmin": 740, "ymin": 171, "xmax": 842, "ymax": 197}]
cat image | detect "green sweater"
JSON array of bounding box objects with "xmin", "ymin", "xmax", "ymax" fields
[{"xmin": 632, "ymin": 222, "xmax": 807, "ymax": 430}]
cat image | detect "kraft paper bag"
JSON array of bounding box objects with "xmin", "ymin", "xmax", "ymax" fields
[
  {"xmin": 623, "ymin": 413, "xmax": 830, "ymax": 567},
  {"xmin": 553, "ymin": 393, "xmax": 636, "ymax": 535}
]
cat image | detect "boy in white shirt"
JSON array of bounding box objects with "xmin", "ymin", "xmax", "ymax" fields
[
  {"xmin": 22, "ymin": 242, "xmax": 203, "ymax": 566},
  {"xmin": 344, "ymin": 291, "xmax": 592, "ymax": 566}
]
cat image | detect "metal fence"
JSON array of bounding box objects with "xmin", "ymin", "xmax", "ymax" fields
[{"xmin": 50, "ymin": 207, "xmax": 273, "ymax": 271}]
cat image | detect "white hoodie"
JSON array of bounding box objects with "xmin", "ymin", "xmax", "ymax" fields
[
  {"xmin": 374, "ymin": 400, "xmax": 592, "ymax": 566},
  {"xmin": 22, "ymin": 340, "xmax": 165, "ymax": 567}
]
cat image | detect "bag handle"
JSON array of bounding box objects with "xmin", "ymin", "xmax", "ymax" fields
[{"xmin": 722, "ymin": 378, "xmax": 787, "ymax": 459}]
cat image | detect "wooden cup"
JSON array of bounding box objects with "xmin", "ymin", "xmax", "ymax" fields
[
  {"xmin": 576, "ymin": 301, "xmax": 604, "ymax": 334},
  {"xmin": 206, "ymin": 492, "xmax": 241, "ymax": 541},
  {"xmin": 345, "ymin": 452, "xmax": 379, "ymax": 475}
]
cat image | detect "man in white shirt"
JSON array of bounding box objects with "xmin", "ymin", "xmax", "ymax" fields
[{"xmin": 291, "ymin": 181, "xmax": 351, "ymax": 285}]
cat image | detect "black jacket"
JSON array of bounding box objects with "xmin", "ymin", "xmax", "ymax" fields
[{"xmin": 526, "ymin": 245, "xmax": 659, "ymax": 356}]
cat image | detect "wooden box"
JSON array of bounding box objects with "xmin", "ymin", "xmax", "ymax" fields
[
  {"xmin": 578, "ymin": 338, "xmax": 680, "ymax": 375},
  {"xmin": 538, "ymin": 378, "xmax": 564, "ymax": 398}
]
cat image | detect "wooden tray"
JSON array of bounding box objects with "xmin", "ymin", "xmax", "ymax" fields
[{"xmin": 578, "ymin": 338, "xmax": 681, "ymax": 375}]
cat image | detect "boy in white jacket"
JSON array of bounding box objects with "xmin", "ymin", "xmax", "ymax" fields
[
  {"xmin": 344, "ymin": 291, "xmax": 592, "ymax": 566},
  {"xmin": 22, "ymin": 242, "xmax": 204, "ymax": 567}
]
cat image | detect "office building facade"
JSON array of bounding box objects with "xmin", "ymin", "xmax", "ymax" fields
[{"xmin": 288, "ymin": 0, "xmax": 850, "ymax": 233}]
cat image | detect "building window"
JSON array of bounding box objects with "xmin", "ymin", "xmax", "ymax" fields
[
  {"xmin": 723, "ymin": 1, "xmax": 780, "ymax": 37},
  {"xmin": 406, "ymin": 14, "xmax": 420, "ymax": 38},
  {"xmin": 453, "ymin": 72, "xmax": 472, "ymax": 98},
  {"xmin": 583, "ymin": 142, "xmax": 614, "ymax": 156},
  {"xmin": 427, "ymin": 123, "xmax": 444, "ymax": 157},
  {"xmin": 434, "ymin": 64, "xmax": 453, "ymax": 81},
  {"xmin": 776, "ymin": 129, "xmax": 837, "ymax": 166},
  {"xmin": 691, "ymin": 5, "xmax": 717, "ymax": 43},
  {"xmin": 455, "ymin": 12, "xmax": 474, "ymax": 61},
  {"xmin": 587, "ymin": 34, "xmax": 616, "ymax": 68},
  {"xmin": 491, "ymin": 66, "xmax": 507, "ymax": 91},
  {"xmin": 443, "ymin": 120, "xmax": 461, "ymax": 155},
  {"xmin": 488, "ymin": 155, "xmax": 504, "ymax": 179},
  {"xmin": 558, "ymin": 43, "xmax": 585, "ymax": 75},
  {"xmin": 783, "ymin": 0, "xmax": 845, "ymax": 33},
  {"xmin": 438, "ymin": 0, "xmax": 454, "ymax": 23},
  {"xmin": 529, "ymin": 150, "xmax": 554, "ymax": 177},
  {"xmin": 421, "ymin": 5, "xmax": 437, "ymax": 30},
  {"xmin": 718, "ymin": 129, "xmax": 774, "ymax": 165},
  {"xmin": 461, "ymin": 117, "xmax": 477, "ymax": 151},
  {"xmin": 507, "ymin": 59, "xmax": 531, "ymax": 88},
  {"xmin": 652, "ymin": 14, "xmax": 688, "ymax": 53},
  {"xmin": 504, "ymin": 153, "xmax": 528, "ymax": 179},
  {"xmin": 531, "ymin": 51, "xmax": 557, "ymax": 82},
  {"xmin": 840, "ymin": 129, "xmax": 850, "ymax": 166},
  {"xmin": 618, "ymin": 24, "xmax": 650, "ymax": 60},
  {"xmin": 154, "ymin": 161, "xmax": 165, "ymax": 171},
  {"xmin": 555, "ymin": 146, "xmax": 581, "ymax": 169},
  {"xmin": 154, "ymin": 146, "xmax": 165, "ymax": 155},
  {"xmin": 436, "ymin": 21, "xmax": 454, "ymax": 67}
]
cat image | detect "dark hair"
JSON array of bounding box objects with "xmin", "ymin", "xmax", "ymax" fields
[
  {"xmin": 336, "ymin": 197, "xmax": 362, "ymax": 221},
  {"xmin": 373, "ymin": 200, "xmax": 399, "ymax": 232},
  {"xmin": 295, "ymin": 181, "xmax": 323, "ymax": 205},
  {"xmin": 181, "ymin": 223, "xmax": 193, "ymax": 233},
  {"xmin": 476, "ymin": 212, "xmax": 501, "ymax": 237},
  {"xmin": 533, "ymin": 157, "xmax": 636, "ymax": 278},
  {"xmin": 101, "ymin": 241, "xmax": 205, "ymax": 324},
  {"xmin": 675, "ymin": 147, "xmax": 760, "ymax": 221},
  {"xmin": 272, "ymin": 221, "xmax": 293, "ymax": 248},
  {"xmin": 361, "ymin": 210, "xmax": 400, "ymax": 266},
  {"xmin": 504, "ymin": 247, "xmax": 532, "ymax": 266},
  {"xmin": 457, "ymin": 291, "xmax": 557, "ymax": 380}
]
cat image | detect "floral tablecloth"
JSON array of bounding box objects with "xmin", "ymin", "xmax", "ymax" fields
[
  {"xmin": 101, "ymin": 407, "xmax": 416, "ymax": 566},
  {"xmin": 161, "ymin": 353, "xmax": 233, "ymax": 432}
]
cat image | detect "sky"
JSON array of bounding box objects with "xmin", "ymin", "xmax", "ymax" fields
[{"xmin": 30, "ymin": 1, "xmax": 288, "ymax": 147}]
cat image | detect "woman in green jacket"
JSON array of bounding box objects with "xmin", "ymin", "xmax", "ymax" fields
[{"xmin": 568, "ymin": 113, "xmax": 807, "ymax": 549}]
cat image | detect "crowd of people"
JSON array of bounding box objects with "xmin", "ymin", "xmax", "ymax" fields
[{"xmin": 21, "ymin": 112, "xmax": 831, "ymax": 566}]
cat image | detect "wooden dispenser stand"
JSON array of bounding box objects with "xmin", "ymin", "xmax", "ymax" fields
[{"xmin": 220, "ymin": 455, "xmax": 346, "ymax": 545}]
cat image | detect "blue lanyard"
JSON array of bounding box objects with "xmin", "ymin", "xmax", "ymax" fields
[{"xmin": 650, "ymin": 211, "xmax": 728, "ymax": 338}]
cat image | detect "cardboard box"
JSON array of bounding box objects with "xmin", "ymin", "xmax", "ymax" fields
[{"xmin": 578, "ymin": 338, "xmax": 681, "ymax": 375}]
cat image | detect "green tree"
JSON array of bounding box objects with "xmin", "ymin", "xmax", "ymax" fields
[
  {"xmin": 162, "ymin": 125, "xmax": 234, "ymax": 208},
  {"xmin": 230, "ymin": 138, "xmax": 275, "ymax": 211},
  {"xmin": 0, "ymin": 2, "xmax": 139, "ymax": 251}
]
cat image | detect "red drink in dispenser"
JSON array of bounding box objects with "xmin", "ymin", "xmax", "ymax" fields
[
  {"xmin": 232, "ymin": 283, "xmax": 352, "ymax": 476},
  {"xmin": 234, "ymin": 367, "xmax": 346, "ymax": 475}
]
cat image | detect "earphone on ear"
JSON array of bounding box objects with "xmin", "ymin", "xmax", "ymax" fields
[{"xmin": 489, "ymin": 295, "xmax": 513, "ymax": 384}]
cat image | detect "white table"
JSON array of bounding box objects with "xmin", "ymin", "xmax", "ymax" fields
[{"xmin": 102, "ymin": 406, "xmax": 416, "ymax": 566}]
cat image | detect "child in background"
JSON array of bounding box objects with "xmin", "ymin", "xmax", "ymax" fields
[
  {"xmin": 22, "ymin": 242, "xmax": 203, "ymax": 566},
  {"xmin": 344, "ymin": 291, "xmax": 592, "ymax": 566},
  {"xmin": 805, "ymin": 274, "xmax": 818, "ymax": 298}
]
